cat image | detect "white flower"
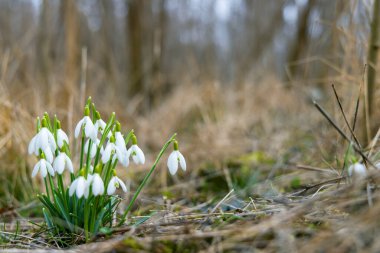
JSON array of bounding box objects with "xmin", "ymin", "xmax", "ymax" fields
[
  {"xmin": 102, "ymin": 141, "xmax": 129, "ymax": 166},
  {"xmin": 28, "ymin": 127, "xmax": 56, "ymax": 155},
  {"xmin": 43, "ymin": 146, "xmax": 54, "ymax": 164},
  {"xmin": 56, "ymin": 129, "xmax": 69, "ymax": 148},
  {"xmin": 107, "ymin": 176, "xmax": 127, "ymax": 195},
  {"xmin": 85, "ymin": 139, "xmax": 103, "ymax": 158},
  {"xmin": 94, "ymin": 118, "xmax": 111, "ymax": 138},
  {"xmin": 115, "ymin": 132, "xmax": 127, "ymax": 153},
  {"xmin": 74, "ymin": 116, "xmax": 97, "ymax": 141},
  {"xmin": 32, "ymin": 159, "xmax": 55, "ymax": 178},
  {"xmin": 53, "ymin": 152, "xmax": 74, "ymax": 174},
  {"xmin": 69, "ymin": 176, "xmax": 88, "ymax": 198},
  {"xmin": 87, "ymin": 173, "xmax": 104, "ymax": 196},
  {"xmin": 28, "ymin": 135, "xmax": 38, "ymax": 155},
  {"xmin": 348, "ymin": 163, "xmax": 367, "ymax": 178},
  {"xmin": 167, "ymin": 150, "xmax": 186, "ymax": 175},
  {"xmin": 129, "ymin": 145, "xmax": 145, "ymax": 165}
]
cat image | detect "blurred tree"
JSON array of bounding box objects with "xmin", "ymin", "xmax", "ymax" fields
[
  {"xmin": 37, "ymin": 0, "xmax": 51, "ymax": 100},
  {"xmin": 366, "ymin": 0, "xmax": 380, "ymax": 143},
  {"xmin": 287, "ymin": 0, "xmax": 316, "ymax": 81},
  {"xmin": 150, "ymin": 0, "xmax": 167, "ymax": 108},
  {"xmin": 62, "ymin": 0, "xmax": 80, "ymax": 97},
  {"xmin": 127, "ymin": 0, "xmax": 144, "ymax": 98}
]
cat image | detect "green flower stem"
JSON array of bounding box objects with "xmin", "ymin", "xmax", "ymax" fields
[
  {"xmin": 84, "ymin": 200, "xmax": 89, "ymax": 241},
  {"xmin": 48, "ymin": 174, "xmax": 55, "ymax": 200},
  {"xmin": 79, "ymin": 131, "xmax": 85, "ymax": 171},
  {"xmin": 85, "ymin": 139, "xmax": 93, "ymax": 177},
  {"xmin": 44, "ymin": 178, "xmax": 51, "ymax": 200},
  {"xmin": 57, "ymin": 175, "xmax": 68, "ymax": 211},
  {"xmin": 118, "ymin": 133, "xmax": 177, "ymax": 226}
]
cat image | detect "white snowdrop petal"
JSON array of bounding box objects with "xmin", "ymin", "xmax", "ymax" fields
[
  {"xmin": 107, "ymin": 178, "xmax": 116, "ymax": 195},
  {"xmin": 40, "ymin": 160, "xmax": 47, "ymax": 177},
  {"xmin": 135, "ymin": 146, "xmax": 145, "ymax": 164},
  {"xmin": 39, "ymin": 129, "xmax": 49, "ymax": 150},
  {"xmin": 40, "ymin": 166, "xmax": 47, "ymax": 178},
  {"xmin": 66, "ymin": 156, "xmax": 74, "ymax": 173},
  {"xmin": 102, "ymin": 144, "xmax": 112, "ymax": 163},
  {"xmin": 178, "ymin": 151, "xmax": 186, "ymax": 171},
  {"xmin": 69, "ymin": 179, "xmax": 78, "ymax": 196},
  {"xmin": 76, "ymin": 177, "xmax": 86, "ymax": 198},
  {"xmin": 74, "ymin": 118, "xmax": 84, "ymax": 138},
  {"xmin": 115, "ymin": 132, "xmax": 127, "ymax": 152},
  {"xmin": 53, "ymin": 154, "xmax": 65, "ymax": 174},
  {"xmin": 348, "ymin": 163, "xmax": 367, "ymax": 178},
  {"xmin": 28, "ymin": 136, "xmax": 37, "ymax": 154},
  {"xmin": 167, "ymin": 151, "xmax": 178, "ymax": 175},
  {"xmin": 90, "ymin": 143, "xmax": 97, "ymax": 158},
  {"xmin": 92, "ymin": 174, "xmax": 104, "ymax": 196},
  {"xmin": 57, "ymin": 129, "xmax": 69, "ymax": 148},
  {"xmin": 117, "ymin": 178, "xmax": 127, "ymax": 192},
  {"xmin": 47, "ymin": 131, "xmax": 57, "ymax": 151},
  {"xmin": 84, "ymin": 185, "xmax": 90, "ymax": 199},
  {"xmin": 32, "ymin": 162, "xmax": 40, "ymax": 177},
  {"xmin": 44, "ymin": 147, "xmax": 54, "ymax": 164},
  {"xmin": 46, "ymin": 162, "xmax": 55, "ymax": 176},
  {"xmin": 120, "ymin": 149, "xmax": 130, "ymax": 167}
]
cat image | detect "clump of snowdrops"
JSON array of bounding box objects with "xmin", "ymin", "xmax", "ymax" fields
[{"xmin": 28, "ymin": 97, "xmax": 186, "ymax": 241}]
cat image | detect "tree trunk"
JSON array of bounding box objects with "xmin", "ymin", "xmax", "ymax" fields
[
  {"xmin": 365, "ymin": 0, "xmax": 380, "ymax": 144},
  {"xmin": 127, "ymin": 0, "xmax": 144, "ymax": 98},
  {"xmin": 63, "ymin": 0, "xmax": 80, "ymax": 97}
]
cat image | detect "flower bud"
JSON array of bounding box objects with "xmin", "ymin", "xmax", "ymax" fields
[
  {"xmin": 173, "ymin": 140, "xmax": 179, "ymax": 151},
  {"xmin": 84, "ymin": 106, "xmax": 90, "ymax": 116},
  {"xmin": 115, "ymin": 121, "xmax": 121, "ymax": 132},
  {"xmin": 131, "ymin": 134, "xmax": 138, "ymax": 145}
]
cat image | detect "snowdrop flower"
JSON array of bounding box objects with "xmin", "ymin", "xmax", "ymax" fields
[
  {"xmin": 94, "ymin": 111, "xmax": 112, "ymax": 138},
  {"xmin": 107, "ymin": 172, "xmax": 127, "ymax": 195},
  {"xmin": 28, "ymin": 118, "xmax": 56, "ymax": 155},
  {"xmin": 56, "ymin": 122, "xmax": 69, "ymax": 148},
  {"xmin": 87, "ymin": 173, "xmax": 104, "ymax": 196},
  {"xmin": 115, "ymin": 128, "xmax": 127, "ymax": 154},
  {"xmin": 53, "ymin": 152, "xmax": 74, "ymax": 174},
  {"xmin": 167, "ymin": 141, "xmax": 186, "ymax": 175},
  {"xmin": 102, "ymin": 136, "xmax": 129, "ymax": 166},
  {"xmin": 43, "ymin": 146, "xmax": 54, "ymax": 164},
  {"xmin": 348, "ymin": 163, "xmax": 367, "ymax": 178},
  {"xmin": 74, "ymin": 106, "xmax": 97, "ymax": 141},
  {"xmin": 128, "ymin": 135, "xmax": 145, "ymax": 165},
  {"xmin": 32, "ymin": 158, "xmax": 55, "ymax": 178},
  {"xmin": 69, "ymin": 175, "xmax": 88, "ymax": 198},
  {"xmin": 84, "ymin": 138, "xmax": 103, "ymax": 158}
]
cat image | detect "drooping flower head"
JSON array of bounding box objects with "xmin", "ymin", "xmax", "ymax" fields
[
  {"xmin": 348, "ymin": 163, "xmax": 366, "ymax": 178},
  {"xmin": 69, "ymin": 169, "xmax": 88, "ymax": 198},
  {"xmin": 28, "ymin": 117, "xmax": 57, "ymax": 156},
  {"xmin": 102, "ymin": 135, "xmax": 129, "ymax": 167},
  {"xmin": 87, "ymin": 165, "xmax": 105, "ymax": 196},
  {"xmin": 107, "ymin": 170, "xmax": 127, "ymax": 195},
  {"xmin": 53, "ymin": 149, "xmax": 74, "ymax": 174},
  {"xmin": 167, "ymin": 140, "xmax": 186, "ymax": 175},
  {"xmin": 56, "ymin": 120, "xmax": 69, "ymax": 149},
  {"xmin": 32, "ymin": 153, "xmax": 55, "ymax": 178},
  {"xmin": 128, "ymin": 134, "xmax": 145, "ymax": 165},
  {"xmin": 94, "ymin": 110, "xmax": 112, "ymax": 139},
  {"xmin": 74, "ymin": 106, "xmax": 97, "ymax": 141}
]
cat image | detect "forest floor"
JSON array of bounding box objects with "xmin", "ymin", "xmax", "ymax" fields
[{"xmin": 0, "ymin": 80, "xmax": 379, "ymax": 252}]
